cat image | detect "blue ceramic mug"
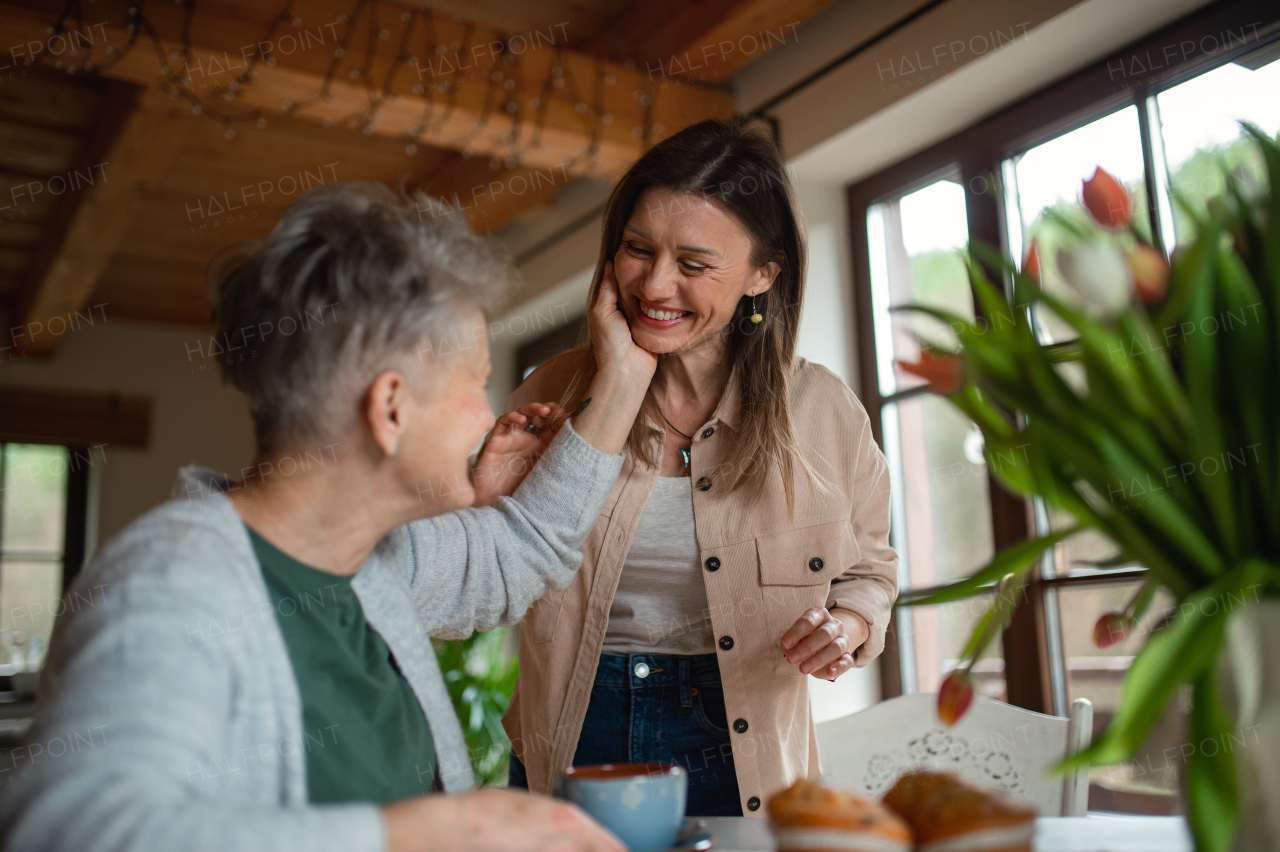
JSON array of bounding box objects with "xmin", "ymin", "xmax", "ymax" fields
[{"xmin": 555, "ymin": 763, "xmax": 688, "ymax": 852}]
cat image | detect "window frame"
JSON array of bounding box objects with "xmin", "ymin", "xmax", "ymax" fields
[
  {"xmin": 0, "ymin": 444, "xmax": 88, "ymax": 587},
  {"xmin": 0, "ymin": 441, "xmax": 90, "ymax": 678},
  {"xmin": 847, "ymin": 0, "xmax": 1280, "ymax": 710}
]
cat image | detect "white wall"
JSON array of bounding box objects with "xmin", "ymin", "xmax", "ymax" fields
[
  {"xmin": 1, "ymin": 319, "xmax": 255, "ymax": 552},
  {"xmin": 486, "ymin": 267, "xmax": 593, "ymax": 414},
  {"xmin": 793, "ymin": 178, "xmax": 858, "ymax": 392},
  {"xmin": 785, "ymin": 0, "xmax": 1214, "ymax": 185}
]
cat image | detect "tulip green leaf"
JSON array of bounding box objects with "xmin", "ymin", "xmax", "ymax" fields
[{"xmin": 921, "ymin": 128, "xmax": 1280, "ymax": 852}]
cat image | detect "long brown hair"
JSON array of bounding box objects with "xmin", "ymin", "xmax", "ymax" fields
[{"xmin": 566, "ymin": 117, "xmax": 821, "ymax": 509}]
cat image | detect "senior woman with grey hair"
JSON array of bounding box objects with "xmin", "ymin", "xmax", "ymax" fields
[{"xmin": 0, "ymin": 183, "xmax": 655, "ymax": 852}]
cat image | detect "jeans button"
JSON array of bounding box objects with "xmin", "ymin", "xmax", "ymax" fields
[{"xmin": 633, "ymin": 662, "xmax": 650, "ymax": 679}]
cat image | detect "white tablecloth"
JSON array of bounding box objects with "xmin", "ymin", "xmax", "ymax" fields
[{"xmin": 697, "ymin": 814, "xmax": 1192, "ymax": 852}]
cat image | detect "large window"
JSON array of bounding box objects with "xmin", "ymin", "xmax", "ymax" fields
[
  {"xmin": 0, "ymin": 443, "xmax": 91, "ymax": 684},
  {"xmin": 851, "ymin": 1, "xmax": 1280, "ymax": 816},
  {"xmin": 1153, "ymin": 51, "xmax": 1280, "ymax": 244},
  {"xmin": 866, "ymin": 176, "xmax": 1001, "ymax": 699}
]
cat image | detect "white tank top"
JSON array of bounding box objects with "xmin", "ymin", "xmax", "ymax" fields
[{"xmin": 601, "ymin": 476, "xmax": 716, "ymax": 656}]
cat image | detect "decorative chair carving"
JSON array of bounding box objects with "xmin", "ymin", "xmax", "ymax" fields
[{"xmin": 816, "ymin": 694, "xmax": 1093, "ymax": 816}]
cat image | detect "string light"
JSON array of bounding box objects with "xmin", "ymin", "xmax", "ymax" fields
[{"xmin": 28, "ymin": 0, "xmax": 657, "ymax": 173}]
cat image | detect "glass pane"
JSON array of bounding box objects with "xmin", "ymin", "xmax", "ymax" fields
[
  {"xmin": 1056, "ymin": 581, "xmax": 1184, "ymax": 815},
  {"xmin": 2, "ymin": 444, "xmax": 69, "ymax": 553},
  {"xmin": 867, "ymin": 176, "xmax": 974, "ymax": 397},
  {"xmin": 1, "ymin": 444, "xmax": 69, "ymax": 672},
  {"xmin": 1042, "ymin": 504, "xmax": 1129, "ymax": 578},
  {"xmin": 1155, "ymin": 49, "xmax": 1280, "ymax": 246},
  {"xmin": 0, "ymin": 560, "xmax": 62, "ymax": 670},
  {"xmin": 1005, "ymin": 107, "xmax": 1150, "ymax": 342},
  {"xmin": 882, "ymin": 395, "xmax": 995, "ymax": 591},
  {"xmin": 902, "ymin": 592, "xmax": 1006, "ymax": 700}
]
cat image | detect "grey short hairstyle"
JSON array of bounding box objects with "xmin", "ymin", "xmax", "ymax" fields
[{"xmin": 208, "ymin": 182, "xmax": 513, "ymax": 455}]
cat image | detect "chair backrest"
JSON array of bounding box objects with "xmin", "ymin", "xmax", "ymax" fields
[{"xmin": 815, "ymin": 694, "xmax": 1093, "ymax": 817}]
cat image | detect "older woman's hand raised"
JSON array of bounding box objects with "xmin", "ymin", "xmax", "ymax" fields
[
  {"xmin": 472, "ymin": 402, "xmax": 564, "ymax": 507},
  {"xmin": 470, "ymin": 262, "xmax": 654, "ymax": 504}
]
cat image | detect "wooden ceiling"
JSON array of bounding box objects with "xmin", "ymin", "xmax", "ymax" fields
[{"xmin": 0, "ymin": 0, "xmax": 835, "ymax": 352}]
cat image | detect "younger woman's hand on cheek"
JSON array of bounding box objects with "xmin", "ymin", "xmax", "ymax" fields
[
  {"xmin": 779, "ymin": 607, "xmax": 867, "ymax": 681},
  {"xmin": 570, "ymin": 262, "xmax": 658, "ymax": 455},
  {"xmin": 591, "ymin": 261, "xmax": 657, "ymax": 384}
]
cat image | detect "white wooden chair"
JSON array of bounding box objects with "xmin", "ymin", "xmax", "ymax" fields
[{"xmin": 815, "ymin": 694, "xmax": 1093, "ymax": 816}]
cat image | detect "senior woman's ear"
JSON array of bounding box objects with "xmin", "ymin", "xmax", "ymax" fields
[{"xmin": 364, "ymin": 370, "xmax": 411, "ymax": 460}]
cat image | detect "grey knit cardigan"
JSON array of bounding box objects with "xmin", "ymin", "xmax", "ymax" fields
[{"xmin": 0, "ymin": 422, "xmax": 623, "ymax": 852}]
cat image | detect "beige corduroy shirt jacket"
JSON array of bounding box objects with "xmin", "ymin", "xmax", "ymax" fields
[{"xmin": 502, "ymin": 355, "xmax": 899, "ymax": 815}]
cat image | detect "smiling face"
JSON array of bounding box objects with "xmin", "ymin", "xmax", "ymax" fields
[{"xmin": 613, "ymin": 186, "xmax": 778, "ymax": 355}]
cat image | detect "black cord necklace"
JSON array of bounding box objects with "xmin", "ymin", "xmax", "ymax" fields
[{"xmin": 654, "ymin": 401, "xmax": 693, "ymax": 469}]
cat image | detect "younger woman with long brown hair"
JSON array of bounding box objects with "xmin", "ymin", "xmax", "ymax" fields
[{"xmin": 503, "ymin": 118, "xmax": 899, "ymax": 817}]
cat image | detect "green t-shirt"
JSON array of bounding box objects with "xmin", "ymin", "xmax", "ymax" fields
[{"xmin": 247, "ymin": 526, "xmax": 436, "ymax": 804}]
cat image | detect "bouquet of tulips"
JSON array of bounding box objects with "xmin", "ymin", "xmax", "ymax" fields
[{"xmin": 897, "ymin": 125, "xmax": 1280, "ymax": 852}]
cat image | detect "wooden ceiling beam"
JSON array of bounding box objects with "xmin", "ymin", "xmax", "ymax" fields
[
  {"xmin": 412, "ymin": 154, "xmax": 575, "ymax": 234},
  {"xmin": 423, "ymin": 0, "xmax": 844, "ymax": 233},
  {"xmin": 12, "ymin": 82, "xmax": 194, "ymax": 354},
  {"xmin": 585, "ymin": 0, "xmax": 836, "ymax": 83},
  {"xmin": 0, "ymin": 385, "xmax": 151, "ymax": 448},
  {"xmin": 582, "ymin": 0, "xmax": 749, "ymax": 78},
  {"xmin": 672, "ymin": 0, "xmax": 838, "ymax": 80},
  {"xmin": 0, "ymin": 66, "xmax": 102, "ymax": 133},
  {"xmin": 0, "ymin": 2, "xmax": 733, "ymax": 179}
]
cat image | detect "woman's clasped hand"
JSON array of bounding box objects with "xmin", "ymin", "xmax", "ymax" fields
[{"xmin": 780, "ymin": 607, "xmax": 871, "ymax": 680}]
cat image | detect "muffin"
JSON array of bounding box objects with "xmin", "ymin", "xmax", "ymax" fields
[
  {"xmin": 881, "ymin": 771, "xmax": 1036, "ymax": 852},
  {"xmin": 768, "ymin": 779, "xmax": 913, "ymax": 852}
]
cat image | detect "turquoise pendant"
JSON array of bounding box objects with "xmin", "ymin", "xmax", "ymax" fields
[{"xmin": 679, "ymin": 448, "xmax": 691, "ymax": 469}]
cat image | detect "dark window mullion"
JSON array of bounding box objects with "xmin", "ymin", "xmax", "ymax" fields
[
  {"xmin": 961, "ymin": 152, "xmax": 1053, "ymax": 714},
  {"xmin": 63, "ymin": 446, "xmax": 90, "ymax": 595},
  {"xmin": 1042, "ymin": 568, "xmax": 1150, "ymax": 588},
  {"xmin": 878, "ymin": 383, "xmax": 937, "ymax": 408},
  {"xmin": 897, "ymin": 566, "xmax": 1147, "ymax": 604},
  {"xmin": 1135, "ymin": 89, "xmax": 1168, "ymax": 256},
  {"xmin": 0, "ymin": 443, "xmax": 6, "ymax": 602}
]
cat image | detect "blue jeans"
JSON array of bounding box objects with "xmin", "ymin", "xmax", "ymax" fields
[{"xmin": 509, "ymin": 652, "xmax": 743, "ymax": 817}]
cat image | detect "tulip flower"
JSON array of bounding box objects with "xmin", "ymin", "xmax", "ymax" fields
[
  {"xmin": 1082, "ymin": 167, "xmax": 1132, "ymax": 230},
  {"xmin": 1128, "ymin": 244, "xmax": 1170, "ymax": 304},
  {"xmin": 897, "ymin": 350, "xmax": 964, "ymax": 395},
  {"xmin": 1093, "ymin": 612, "xmax": 1132, "ymax": 648},
  {"xmin": 937, "ymin": 668, "xmax": 974, "ymax": 726},
  {"xmin": 1022, "ymin": 241, "xmax": 1041, "ymax": 282},
  {"xmin": 1056, "ymin": 243, "xmax": 1133, "ymax": 319}
]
